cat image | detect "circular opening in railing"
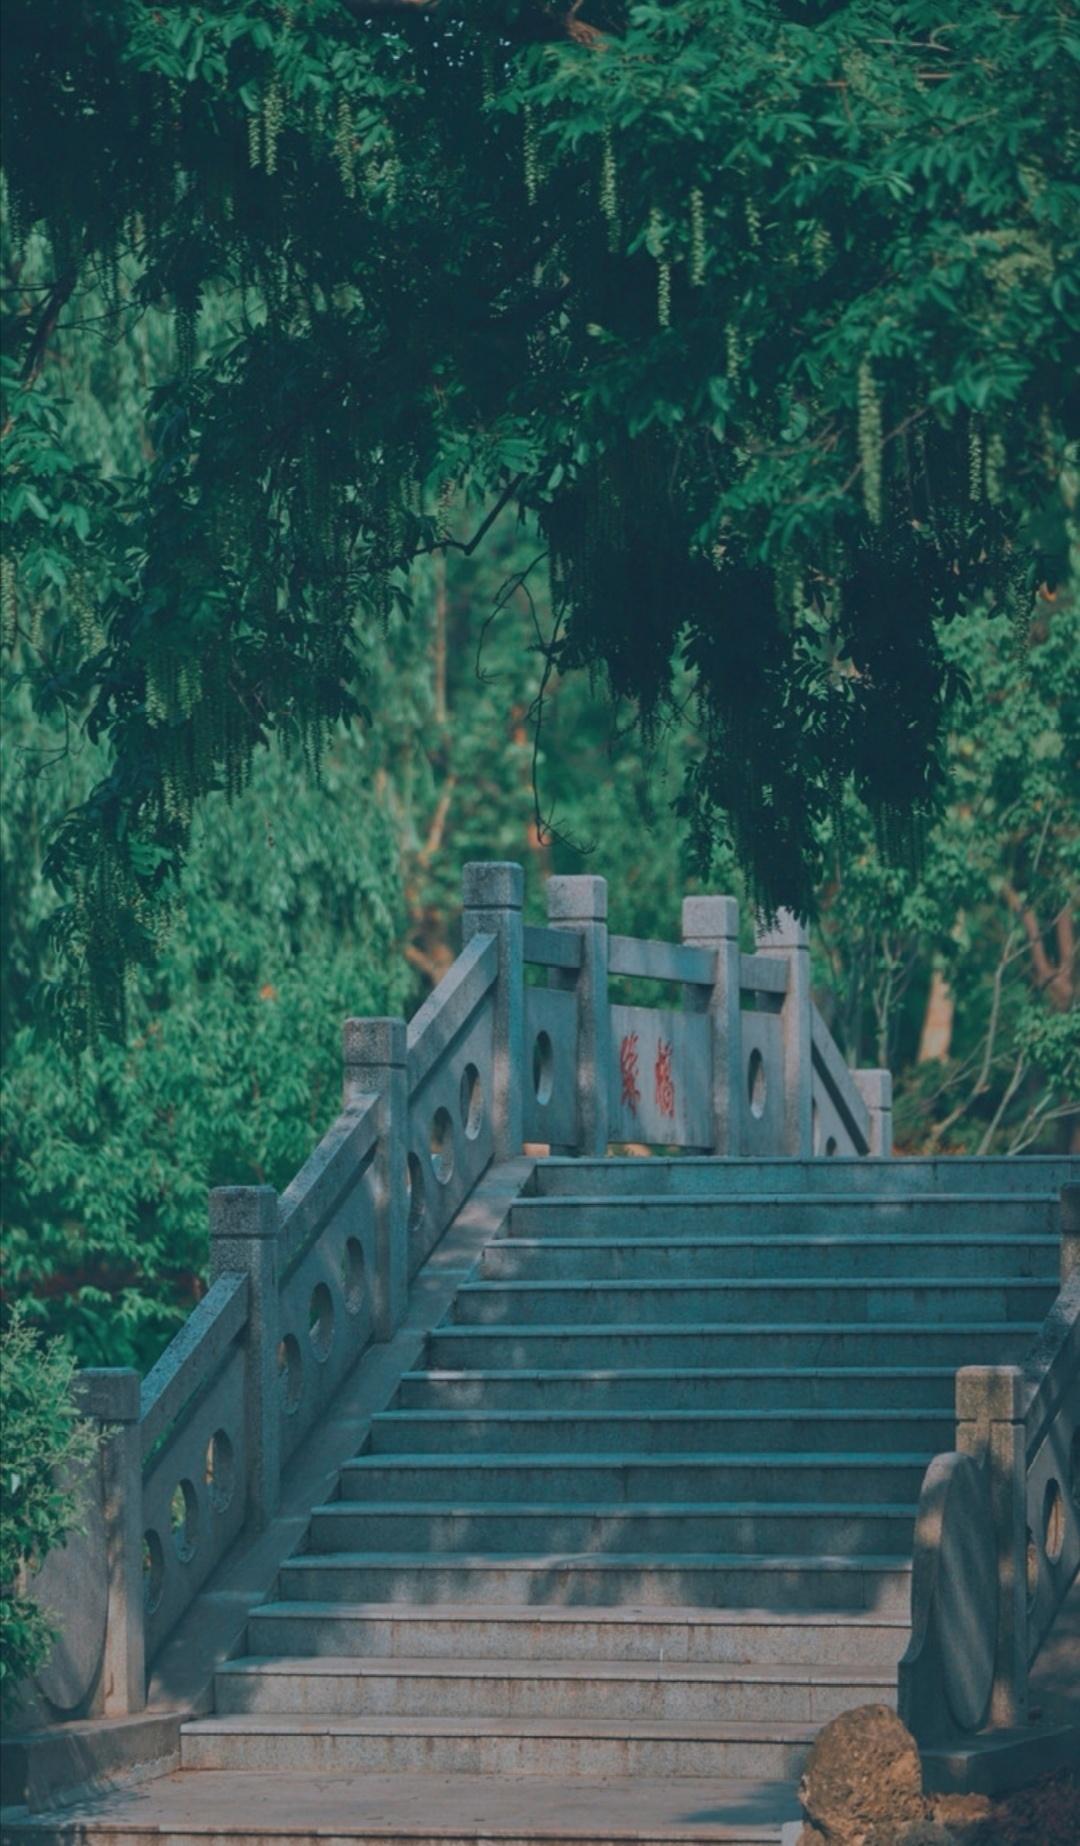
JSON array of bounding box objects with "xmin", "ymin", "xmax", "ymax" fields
[
  {"xmin": 533, "ymin": 1031, "xmax": 554, "ymax": 1107},
  {"xmin": 406, "ymin": 1150, "xmax": 426, "ymax": 1233},
  {"xmin": 430, "ymin": 1107, "xmax": 454, "ymax": 1184},
  {"xmin": 1043, "ymin": 1477, "xmax": 1066, "ymax": 1564},
  {"xmin": 824, "ymin": 1136, "xmax": 838, "ymax": 1157},
  {"xmin": 460, "ymin": 1062, "xmax": 484, "ymax": 1141},
  {"xmin": 277, "ymin": 1332, "xmax": 304, "ymax": 1414},
  {"xmin": 308, "ymin": 1282, "xmax": 335, "ymax": 1362},
  {"xmin": 1026, "ymin": 1524, "xmax": 1039, "ymax": 1612},
  {"xmin": 747, "ymin": 1048, "xmax": 767, "ymax": 1119},
  {"xmin": 204, "ymin": 1429, "xmax": 235, "ymax": 1513},
  {"xmin": 143, "ymin": 1529, "xmax": 165, "ymax": 1613},
  {"xmin": 1071, "ymin": 1430, "xmax": 1080, "ymax": 1512},
  {"xmin": 170, "ymin": 1479, "xmax": 199, "ymax": 1563},
  {"xmin": 341, "ymin": 1237, "xmax": 366, "ymax": 1316}
]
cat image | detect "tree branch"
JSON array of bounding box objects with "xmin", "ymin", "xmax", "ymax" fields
[{"xmin": 21, "ymin": 269, "xmax": 78, "ymax": 385}]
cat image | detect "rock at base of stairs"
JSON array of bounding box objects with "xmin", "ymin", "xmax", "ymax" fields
[{"xmin": 795, "ymin": 1704, "xmax": 926, "ymax": 1843}]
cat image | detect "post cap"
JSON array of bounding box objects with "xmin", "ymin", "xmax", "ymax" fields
[
  {"xmin": 682, "ymin": 894, "xmax": 739, "ymax": 943},
  {"xmin": 343, "ymin": 1016, "xmax": 408, "ymax": 1070},
  {"xmin": 756, "ymin": 908, "xmax": 809, "ymax": 953},
  {"xmin": 75, "ymin": 1369, "xmax": 141, "ymax": 1424},
  {"xmin": 546, "ymin": 875, "xmax": 607, "ymax": 924},
  {"xmin": 955, "ymin": 1364, "xmax": 1025, "ymax": 1424},
  {"xmin": 462, "ymin": 862, "xmax": 524, "ymax": 911},
  {"xmin": 209, "ymin": 1185, "xmax": 279, "ymax": 1240}
]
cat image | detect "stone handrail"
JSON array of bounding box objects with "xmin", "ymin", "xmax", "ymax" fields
[
  {"xmin": 139, "ymin": 1274, "xmax": 249, "ymax": 1459},
  {"xmin": 899, "ymin": 1184, "xmax": 1080, "ymax": 1743},
  {"xmin": 28, "ymin": 859, "xmax": 887, "ymax": 1729},
  {"xmin": 522, "ymin": 876, "xmax": 891, "ymax": 1158}
]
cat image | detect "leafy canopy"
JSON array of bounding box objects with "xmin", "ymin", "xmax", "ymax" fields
[{"xmin": 2, "ymin": 0, "xmax": 1078, "ymax": 1026}]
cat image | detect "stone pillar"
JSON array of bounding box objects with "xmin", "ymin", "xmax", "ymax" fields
[
  {"xmin": 75, "ymin": 1369, "xmax": 145, "ymax": 1716},
  {"xmin": 682, "ymin": 894, "xmax": 741, "ymax": 1156},
  {"xmin": 756, "ymin": 909, "xmax": 813, "ymax": 1157},
  {"xmin": 343, "ymin": 1016, "xmax": 408, "ymax": 1339},
  {"xmin": 1061, "ymin": 1183, "xmax": 1080, "ymax": 1286},
  {"xmin": 210, "ymin": 1186, "xmax": 281, "ymax": 1532},
  {"xmin": 854, "ymin": 1067, "xmax": 893, "ymax": 1157},
  {"xmin": 547, "ymin": 875, "xmax": 609, "ymax": 1158},
  {"xmin": 462, "ymin": 862, "xmax": 524, "ymax": 1161},
  {"xmin": 956, "ymin": 1365, "xmax": 1029, "ymax": 1728}
]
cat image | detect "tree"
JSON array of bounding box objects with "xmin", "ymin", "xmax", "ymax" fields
[
  {"xmin": 0, "ymin": 1311, "xmax": 97, "ymax": 1717},
  {"xmin": 3, "ymin": 0, "xmax": 1077, "ymax": 1026},
  {"xmin": 812, "ymin": 602, "xmax": 1079, "ymax": 1153}
]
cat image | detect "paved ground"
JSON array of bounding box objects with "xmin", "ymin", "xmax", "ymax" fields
[{"xmin": 3, "ymin": 1770, "xmax": 800, "ymax": 1843}]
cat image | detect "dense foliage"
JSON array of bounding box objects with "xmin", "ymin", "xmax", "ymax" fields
[
  {"xmin": 0, "ymin": 1311, "xmax": 97, "ymax": 1718},
  {"xmin": 3, "ymin": 0, "xmax": 1078, "ymax": 1023},
  {"xmin": 814, "ymin": 602, "xmax": 1079, "ymax": 1153},
  {"xmin": 5, "ymin": 518, "xmax": 1075, "ymax": 1369}
]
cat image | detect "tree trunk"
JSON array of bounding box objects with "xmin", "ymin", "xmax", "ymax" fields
[{"xmin": 918, "ymin": 966, "xmax": 954, "ymax": 1063}]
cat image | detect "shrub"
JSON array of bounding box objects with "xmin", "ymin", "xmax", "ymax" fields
[{"xmin": 0, "ymin": 1310, "xmax": 97, "ymax": 1719}]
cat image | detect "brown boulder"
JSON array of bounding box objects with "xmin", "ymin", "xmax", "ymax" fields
[{"xmin": 797, "ymin": 1704, "xmax": 927, "ymax": 1845}]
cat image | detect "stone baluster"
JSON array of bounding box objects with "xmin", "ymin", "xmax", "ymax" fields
[
  {"xmin": 756, "ymin": 909, "xmax": 813, "ymax": 1158},
  {"xmin": 546, "ymin": 875, "xmax": 610, "ymax": 1158},
  {"xmin": 854, "ymin": 1067, "xmax": 893, "ymax": 1156},
  {"xmin": 209, "ymin": 1185, "xmax": 281, "ymax": 1532},
  {"xmin": 955, "ymin": 1365, "xmax": 1029, "ymax": 1728},
  {"xmin": 74, "ymin": 1369, "xmax": 145, "ymax": 1715},
  {"xmin": 462, "ymin": 861, "xmax": 525, "ymax": 1161},
  {"xmin": 343, "ymin": 1016, "xmax": 408, "ymax": 1339},
  {"xmin": 682, "ymin": 894, "xmax": 742, "ymax": 1156}
]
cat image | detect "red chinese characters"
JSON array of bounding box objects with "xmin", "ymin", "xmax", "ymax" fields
[
  {"xmin": 654, "ymin": 1038, "xmax": 676, "ymax": 1118},
  {"xmin": 620, "ymin": 1032, "xmax": 641, "ymax": 1111}
]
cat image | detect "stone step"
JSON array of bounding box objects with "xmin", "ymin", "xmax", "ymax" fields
[
  {"xmin": 213, "ymin": 1654, "xmax": 895, "ymax": 1725},
  {"xmin": 427, "ymin": 1321, "xmax": 1039, "ymax": 1369},
  {"xmin": 306, "ymin": 1500, "xmax": 916, "ymax": 1557},
  {"xmin": 0, "ymin": 1766, "xmax": 799, "ymax": 1844},
  {"xmin": 278, "ymin": 1552, "xmax": 912, "ymax": 1612},
  {"xmin": 180, "ymin": 1710, "xmax": 817, "ymax": 1780},
  {"xmin": 338, "ymin": 1452, "xmax": 931, "ymax": 1505},
  {"xmin": 366, "ymin": 1407, "xmax": 951, "ymax": 1456},
  {"xmin": 481, "ymin": 1233, "xmax": 1058, "ymax": 1283},
  {"xmin": 398, "ymin": 1366, "xmax": 956, "ymax": 1413},
  {"xmin": 530, "ymin": 1155, "xmax": 1076, "ymax": 1197},
  {"xmin": 510, "ymin": 1193, "xmax": 1058, "ymax": 1237},
  {"xmin": 247, "ymin": 1601, "xmax": 909, "ymax": 1668},
  {"xmin": 451, "ymin": 1277, "xmax": 1054, "ymax": 1326}
]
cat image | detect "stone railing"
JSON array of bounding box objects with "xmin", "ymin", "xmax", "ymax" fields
[
  {"xmin": 520, "ymin": 872, "xmax": 890, "ymax": 1157},
  {"xmin": 26, "ymin": 860, "xmax": 886, "ymax": 1726},
  {"xmin": 899, "ymin": 1183, "xmax": 1080, "ymax": 1743}
]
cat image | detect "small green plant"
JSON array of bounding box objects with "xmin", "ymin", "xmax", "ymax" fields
[{"xmin": 0, "ymin": 1310, "xmax": 97, "ymax": 1720}]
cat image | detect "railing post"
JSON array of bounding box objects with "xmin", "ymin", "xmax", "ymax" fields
[
  {"xmin": 682, "ymin": 895, "xmax": 742, "ymax": 1156},
  {"xmin": 210, "ymin": 1185, "xmax": 281, "ymax": 1532},
  {"xmin": 342, "ymin": 1016, "xmax": 408, "ymax": 1339},
  {"xmin": 547, "ymin": 875, "xmax": 609, "ymax": 1158},
  {"xmin": 1061, "ymin": 1183, "xmax": 1080, "ymax": 1286},
  {"xmin": 854, "ymin": 1067, "xmax": 893, "ymax": 1156},
  {"xmin": 462, "ymin": 861, "xmax": 524, "ymax": 1161},
  {"xmin": 74, "ymin": 1369, "xmax": 145, "ymax": 1716},
  {"xmin": 756, "ymin": 909, "xmax": 813, "ymax": 1157},
  {"xmin": 956, "ymin": 1365, "xmax": 1029, "ymax": 1728}
]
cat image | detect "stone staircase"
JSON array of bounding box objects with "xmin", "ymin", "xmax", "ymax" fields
[{"xmin": 165, "ymin": 1156, "xmax": 1064, "ymax": 1839}]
